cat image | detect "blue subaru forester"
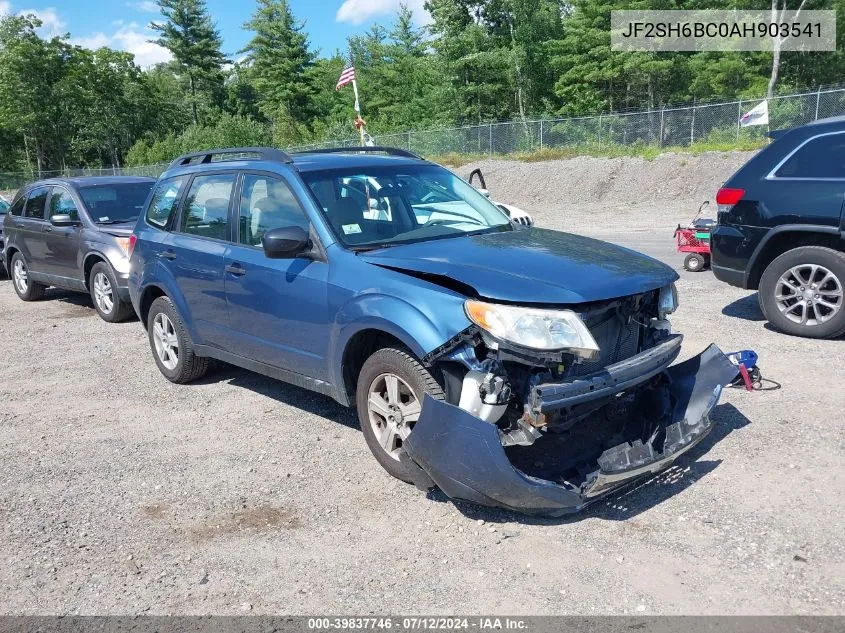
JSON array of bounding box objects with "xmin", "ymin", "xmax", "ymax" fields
[{"xmin": 128, "ymin": 146, "xmax": 736, "ymax": 516}]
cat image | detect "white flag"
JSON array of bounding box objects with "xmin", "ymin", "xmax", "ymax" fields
[{"xmin": 740, "ymin": 100, "xmax": 769, "ymax": 127}]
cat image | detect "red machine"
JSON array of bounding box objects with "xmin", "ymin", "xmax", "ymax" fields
[{"xmin": 675, "ymin": 201, "xmax": 715, "ymax": 272}]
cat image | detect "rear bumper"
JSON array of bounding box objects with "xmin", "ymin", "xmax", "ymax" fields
[
  {"xmin": 404, "ymin": 344, "xmax": 737, "ymax": 517},
  {"xmin": 712, "ymin": 264, "xmax": 747, "ymax": 289}
]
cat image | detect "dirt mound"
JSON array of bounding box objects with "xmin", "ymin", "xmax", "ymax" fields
[{"xmin": 455, "ymin": 150, "xmax": 757, "ymax": 232}]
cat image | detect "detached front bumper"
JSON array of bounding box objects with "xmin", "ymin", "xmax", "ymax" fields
[{"xmin": 404, "ymin": 343, "xmax": 737, "ymax": 517}]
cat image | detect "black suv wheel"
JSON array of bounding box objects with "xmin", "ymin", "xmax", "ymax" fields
[{"xmin": 759, "ymin": 246, "xmax": 845, "ymax": 339}]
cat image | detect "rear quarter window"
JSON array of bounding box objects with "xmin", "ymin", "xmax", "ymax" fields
[
  {"xmin": 145, "ymin": 176, "xmax": 186, "ymax": 228},
  {"xmin": 775, "ymin": 132, "xmax": 845, "ymax": 178},
  {"xmin": 8, "ymin": 196, "xmax": 25, "ymax": 216}
]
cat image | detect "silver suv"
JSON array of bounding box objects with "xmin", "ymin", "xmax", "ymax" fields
[{"xmin": 2, "ymin": 176, "xmax": 155, "ymax": 321}]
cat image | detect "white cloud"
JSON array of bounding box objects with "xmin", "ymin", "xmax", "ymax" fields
[
  {"xmin": 126, "ymin": 1, "xmax": 159, "ymax": 12},
  {"xmin": 0, "ymin": 1, "xmax": 12, "ymax": 16},
  {"xmin": 71, "ymin": 22, "xmax": 172, "ymax": 68},
  {"xmin": 335, "ymin": 0, "xmax": 430, "ymax": 26},
  {"xmin": 18, "ymin": 7, "xmax": 67, "ymax": 37}
]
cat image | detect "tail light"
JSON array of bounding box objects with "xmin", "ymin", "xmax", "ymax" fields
[
  {"xmin": 716, "ymin": 187, "xmax": 745, "ymax": 214},
  {"xmin": 127, "ymin": 234, "xmax": 137, "ymax": 258}
]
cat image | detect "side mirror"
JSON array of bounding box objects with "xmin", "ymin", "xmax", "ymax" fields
[
  {"xmin": 262, "ymin": 226, "xmax": 311, "ymax": 259},
  {"xmin": 50, "ymin": 214, "xmax": 81, "ymax": 227}
]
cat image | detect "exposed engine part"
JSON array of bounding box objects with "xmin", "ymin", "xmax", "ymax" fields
[
  {"xmin": 479, "ymin": 371, "xmax": 511, "ymax": 404},
  {"xmin": 522, "ymin": 408, "xmax": 548, "ymax": 429},
  {"xmin": 499, "ymin": 417, "xmax": 543, "ymax": 447},
  {"xmin": 458, "ymin": 370, "xmax": 508, "ymax": 423},
  {"xmin": 649, "ymin": 318, "xmax": 672, "ymax": 334}
]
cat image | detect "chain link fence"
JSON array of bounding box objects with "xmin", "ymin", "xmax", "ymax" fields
[
  {"xmin": 3, "ymin": 85, "xmax": 845, "ymax": 192},
  {"xmin": 294, "ymin": 85, "xmax": 845, "ymax": 156}
]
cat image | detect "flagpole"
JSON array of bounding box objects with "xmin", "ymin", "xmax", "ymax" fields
[{"xmin": 351, "ymin": 78, "xmax": 365, "ymax": 145}]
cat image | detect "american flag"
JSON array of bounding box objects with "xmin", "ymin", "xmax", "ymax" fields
[{"xmin": 336, "ymin": 61, "xmax": 356, "ymax": 90}]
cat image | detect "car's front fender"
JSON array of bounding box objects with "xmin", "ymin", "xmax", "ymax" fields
[{"xmin": 329, "ymin": 291, "xmax": 470, "ymax": 406}]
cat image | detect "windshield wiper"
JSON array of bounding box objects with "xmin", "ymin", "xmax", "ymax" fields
[
  {"xmin": 96, "ymin": 218, "xmax": 136, "ymax": 225},
  {"xmin": 351, "ymin": 243, "xmax": 397, "ymax": 253}
]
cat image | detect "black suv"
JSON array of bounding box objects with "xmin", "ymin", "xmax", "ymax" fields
[
  {"xmin": 2, "ymin": 176, "xmax": 155, "ymax": 321},
  {"xmin": 711, "ymin": 116, "xmax": 845, "ymax": 339}
]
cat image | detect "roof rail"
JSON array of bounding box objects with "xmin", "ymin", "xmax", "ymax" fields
[
  {"xmin": 294, "ymin": 146, "xmax": 424, "ymax": 160},
  {"xmin": 168, "ymin": 147, "xmax": 293, "ymax": 169}
]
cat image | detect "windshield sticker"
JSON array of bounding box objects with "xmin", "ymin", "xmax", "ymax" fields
[
  {"xmin": 342, "ymin": 223, "xmax": 362, "ymax": 235},
  {"xmin": 98, "ymin": 216, "xmax": 110, "ymax": 222}
]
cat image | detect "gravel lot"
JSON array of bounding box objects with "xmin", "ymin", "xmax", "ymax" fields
[{"xmin": 1, "ymin": 152, "xmax": 843, "ymax": 615}]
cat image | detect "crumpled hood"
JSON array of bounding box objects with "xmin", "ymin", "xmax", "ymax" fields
[{"xmin": 360, "ymin": 227, "xmax": 678, "ymax": 304}]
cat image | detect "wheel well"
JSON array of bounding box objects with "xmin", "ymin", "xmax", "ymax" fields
[
  {"xmin": 5, "ymin": 246, "xmax": 18, "ymax": 270},
  {"xmin": 748, "ymin": 231, "xmax": 843, "ymax": 289},
  {"xmin": 82, "ymin": 254, "xmax": 106, "ymax": 289},
  {"xmin": 341, "ymin": 329, "xmax": 405, "ymax": 403},
  {"xmin": 138, "ymin": 286, "xmax": 167, "ymax": 329}
]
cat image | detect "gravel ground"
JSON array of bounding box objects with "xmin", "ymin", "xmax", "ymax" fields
[{"xmin": 1, "ymin": 152, "xmax": 843, "ymax": 615}]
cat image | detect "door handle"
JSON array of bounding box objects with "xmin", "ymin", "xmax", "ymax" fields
[
  {"xmin": 43, "ymin": 226, "xmax": 53, "ymax": 233},
  {"xmin": 158, "ymin": 250, "xmax": 177, "ymax": 261},
  {"xmin": 225, "ymin": 263, "xmax": 246, "ymax": 276}
]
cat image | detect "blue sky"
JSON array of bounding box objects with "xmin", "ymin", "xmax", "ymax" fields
[{"xmin": 0, "ymin": 0, "xmax": 430, "ymax": 67}]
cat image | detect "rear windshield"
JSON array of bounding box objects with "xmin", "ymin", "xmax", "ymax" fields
[
  {"xmin": 0, "ymin": 198, "xmax": 9, "ymax": 214},
  {"xmin": 78, "ymin": 182, "xmax": 154, "ymax": 224}
]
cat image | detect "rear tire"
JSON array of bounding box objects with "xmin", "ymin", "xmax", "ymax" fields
[
  {"xmin": 759, "ymin": 246, "xmax": 845, "ymax": 339},
  {"xmin": 10, "ymin": 252, "xmax": 46, "ymax": 301},
  {"xmin": 683, "ymin": 253, "xmax": 705, "ymax": 272},
  {"xmin": 147, "ymin": 295, "xmax": 209, "ymax": 383},
  {"xmin": 356, "ymin": 347, "xmax": 444, "ymax": 483},
  {"xmin": 90, "ymin": 262, "xmax": 133, "ymax": 323}
]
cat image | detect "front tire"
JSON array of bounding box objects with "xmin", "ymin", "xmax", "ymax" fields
[
  {"xmin": 356, "ymin": 347, "xmax": 444, "ymax": 483},
  {"xmin": 147, "ymin": 295, "xmax": 209, "ymax": 383},
  {"xmin": 90, "ymin": 262, "xmax": 133, "ymax": 323},
  {"xmin": 10, "ymin": 252, "xmax": 46, "ymax": 301},
  {"xmin": 759, "ymin": 246, "xmax": 845, "ymax": 339}
]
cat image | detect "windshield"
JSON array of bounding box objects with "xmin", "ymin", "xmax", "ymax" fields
[
  {"xmin": 301, "ymin": 164, "xmax": 512, "ymax": 248},
  {"xmin": 78, "ymin": 182, "xmax": 154, "ymax": 224}
]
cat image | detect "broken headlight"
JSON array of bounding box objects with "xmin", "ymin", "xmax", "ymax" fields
[
  {"xmin": 464, "ymin": 300, "xmax": 600, "ymax": 357},
  {"xmin": 659, "ymin": 283, "xmax": 679, "ymax": 318}
]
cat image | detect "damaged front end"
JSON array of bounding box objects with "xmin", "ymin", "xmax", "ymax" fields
[{"xmin": 404, "ymin": 289, "xmax": 738, "ymax": 517}]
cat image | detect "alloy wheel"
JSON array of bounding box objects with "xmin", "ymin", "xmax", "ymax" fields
[
  {"xmin": 775, "ymin": 263, "xmax": 843, "ymax": 326},
  {"xmin": 152, "ymin": 313, "xmax": 179, "ymax": 370},
  {"xmin": 13, "ymin": 259, "xmax": 27, "ymax": 294},
  {"xmin": 366, "ymin": 372, "xmax": 422, "ymax": 461},
  {"xmin": 93, "ymin": 272, "xmax": 114, "ymax": 314}
]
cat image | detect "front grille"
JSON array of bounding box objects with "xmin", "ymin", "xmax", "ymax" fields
[{"xmin": 570, "ymin": 311, "xmax": 640, "ymax": 377}]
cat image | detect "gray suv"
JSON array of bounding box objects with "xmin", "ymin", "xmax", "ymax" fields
[{"xmin": 2, "ymin": 176, "xmax": 155, "ymax": 321}]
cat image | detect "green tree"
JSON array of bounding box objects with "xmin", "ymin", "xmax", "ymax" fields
[
  {"xmin": 0, "ymin": 14, "xmax": 71, "ymax": 174},
  {"xmin": 241, "ymin": 0, "xmax": 316, "ymax": 143},
  {"xmin": 151, "ymin": 0, "xmax": 228, "ymax": 126}
]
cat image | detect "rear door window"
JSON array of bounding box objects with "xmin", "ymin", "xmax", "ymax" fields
[
  {"xmin": 24, "ymin": 187, "xmax": 49, "ymax": 219},
  {"xmin": 776, "ymin": 133, "xmax": 845, "ymax": 178},
  {"xmin": 146, "ymin": 176, "xmax": 186, "ymax": 228},
  {"xmin": 179, "ymin": 173, "xmax": 236, "ymax": 241}
]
